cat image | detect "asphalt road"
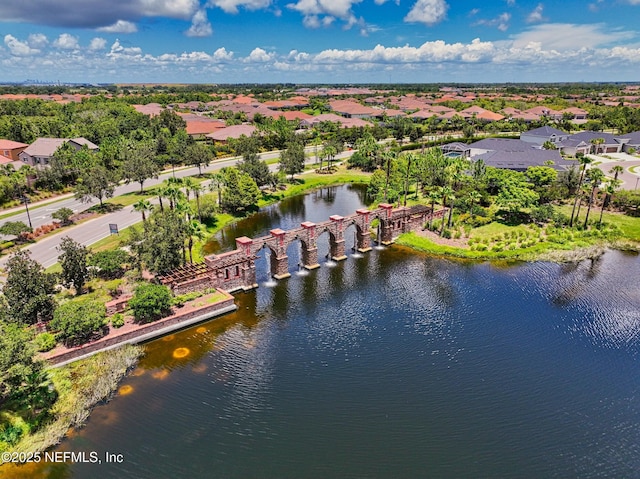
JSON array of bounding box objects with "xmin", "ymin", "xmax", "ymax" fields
[
  {"xmin": 589, "ymin": 153, "xmax": 640, "ymax": 190},
  {"xmin": 0, "ymin": 149, "xmax": 354, "ymax": 270}
]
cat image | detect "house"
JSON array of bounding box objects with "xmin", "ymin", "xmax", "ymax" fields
[
  {"xmin": 205, "ymin": 124, "xmax": 257, "ymax": 144},
  {"xmin": 556, "ymin": 131, "xmax": 625, "ymax": 156},
  {"xmin": 299, "ymin": 113, "xmax": 371, "ymax": 129},
  {"xmin": 18, "ymin": 138, "xmax": 99, "ymax": 168},
  {"xmin": 502, "ymin": 107, "xmax": 540, "ymax": 123},
  {"xmin": 0, "ymin": 139, "xmax": 29, "ymax": 162},
  {"xmin": 620, "ymin": 131, "xmax": 640, "ymax": 153},
  {"xmin": 460, "ymin": 138, "xmax": 571, "ymax": 171},
  {"xmin": 329, "ymin": 100, "xmax": 380, "ymax": 119},
  {"xmin": 459, "ymin": 106, "xmax": 504, "ymax": 122},
  {"xmin": 524, "ymin": 106, "xmax": 563, "ymax": 120},
  {"xmin": 440, "ymin": 142, "xmax": 469, "ymax": 157},
  {"xmin": 520, "ymin": 126, "xmax": 570, "ymax": 146}
]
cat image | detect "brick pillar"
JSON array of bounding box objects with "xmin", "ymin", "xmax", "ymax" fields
[
  {"xmin": 234, "ymin": 236, "xmax": 258, "ymax": 289},
  {"xmin": 378, "ymin": 203, "xmax": 395, "ymax": 244},
  {"xmin": 356, "ymin": 209, "xmax": 372, "ymax": 252},
  {"xmin": 329, "ymin": 215, "xmax": 347, "ymax": 261},
  {"xmin": 269, "ymin": 229, "xmax": 291, "ymax": 280},
  {"xmin": 301, "ymin": 221, "xmax": 320, "ymax": 270}
]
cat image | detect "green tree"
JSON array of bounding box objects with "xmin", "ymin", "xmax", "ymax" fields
[
  {"xmin": 570, "ymin": 155, "xmax": 593, "ymax": 227},
  {"xmin": 121, "ymin": 141, "xmax": 160, "ymax": 193},
  {"xmin": 49, "ymin": 299, "xmax": 106, "ymax": 346},
  {"xmin": 52, "ymin": 207, "xmax": 74, "ymax": 226},
  {"xmin": 184, "ymin": 142, "xmax": 213, "ymax": 175},
  {"xmin": 221, "ymin": 167, "xmax": 261, "ymax": 214},
  {"xmin": 132, "ymin": 199, "xmax": 153, "ymax": 222},
  {"xmin": 496, "ymin": 179, "xmax": 540, "ymax": 218},
  {"xmin": 0, "ymin": 321, "xmax": 43, "ymax": 404},
  {"xmin": 583, "ymin": 167, "xmax": 605, "ymax": 229},
  {"xmin": 2, "ymin": 251, "xmax": 56, "ymax": 325},
  {"xmin": 600, "ymin": 179, "xmax": 621, "ymax": 225},
  {"xmin": 58, "ymin": 236, "xmax": 90, "ymax": 295},
  {"xmin": 279, "ymin": 138, "xmax": 305, "ymax": 180},
  {"xmin": 0, "ymin": 220, "xmax": 31, "ymax": 239},
  {"xmin": 128, "ymin": 283, "xmax": 172, "ymax": 323},
  {"xmin": 74, "ymin": 165, "xmax": 118, "ymax": 208},
  {"xmin": 88, "ymin": 249, "xmax": 130, "ymax": 279},
  {"xmin": 186, "ymin": 219, "xmax": 207, "ymax": 263},
  {"xmin": 140, "ymin": 209, "xmax": 187, "ymax": 274}
]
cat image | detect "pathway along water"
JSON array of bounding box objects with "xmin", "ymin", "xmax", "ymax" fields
[{"xmin": 29, "ymin": 185, "xmax": 640, "ymax": 478}]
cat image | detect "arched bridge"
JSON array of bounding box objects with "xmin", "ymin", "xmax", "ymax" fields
[{"xmin": 159, "ymin": 203, "xmax": 446, "ymax": 294}]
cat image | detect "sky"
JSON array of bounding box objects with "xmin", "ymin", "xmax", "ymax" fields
[{"xmin": 1, "ymin": 0, "xmax": 640, "ymax": 84}]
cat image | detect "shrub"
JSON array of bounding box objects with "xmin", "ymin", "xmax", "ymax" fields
[
  {"xmin": 454, "ymin": 230, "xmax": 462, "ymax": 239},
  {"xmin": 172, "ymin": 291, "xmax": 203, "ymax": 307},
  {"xmin": 442, "ymin": 229, "xmax": 452, "ymax": 239},
  {"xmin": 35, "ymin": 332, "xmax": 57, "ymax": 352},
  {"xmin": 50, "ymin": 299, "xmax": 107, "ymax": 346},
  {"xmin": 111, "ymin": 313, "xmax": 125, "ymax": 329},
  {"xmin": 129, "ymin": 283, "xmax": 172, "ymax": 323},
  {"xmin": 88, "ymin": 249, "xmax": 130, "ymax": 279}
]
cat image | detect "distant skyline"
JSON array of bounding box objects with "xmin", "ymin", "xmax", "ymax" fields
[{"xmin": 1, "ymin": 0, "xmax": 639, "ymax": 84}]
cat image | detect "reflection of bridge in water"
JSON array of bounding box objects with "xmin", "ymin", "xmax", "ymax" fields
[{"xmin": 160, "ymin": 203, "xmax": 446, "ymax": 294}]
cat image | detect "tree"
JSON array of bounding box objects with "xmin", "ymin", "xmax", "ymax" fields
[
  {"xmin": 128, "ymin": 283, "xmax": 172, "ymax": 323},
  {"xmin": 440, "ymin": 185, "xmax": 455, "ymax": 234},
  {"xmin": 58, "ymin": 236, "xmax": 90, "ymax": 295},
  {"xmin": 542, "ymin": 140, "xmax": 557, "ymax": 150},
  {"xmin": 0, "ymin": 220, "xmax": 31, "ymax": 239},
  {"xmin": 427, "ymin": 189, "xmax": 441, "ymax": 230},
  {"xmin": 49, "ymin": 299, "xmax": 106, "ymax": 346},
  {"xmin": 604, "ymin": 165, "xmax": 624, "ymax": 207},
  {"xmin": 279, "ymin": 138, "xmax": 305, "ymax": 180},
  {"xmin": 132, "ymin": 199, "xmax": 152, "ymax": 222},
  {"xmin": 569, "ymin": 155, "xmax": 593, "ymax": 227},
  {"xmin": 221, "ymin": 167, "xmax": 260, "ymax": 214},
  {"xmin": 121, "ymin": 141, "xmax": 160, "ymax": 193},
  {"xmin": 52, "ymin": 207, "xmax": 74, "ymax": 226},
  {"xmin": 600, "ymin": 179, "xmax": 621, "ymax": 225},
  {"xmin": 74, "ymin": 165, "xmax": 118, "ymax": 208},
  {"xmin": 140, "ymin": 209, "xmax": 187, "ymax": 274},
  {"xmin": 0, "ymin": 321, "xmax": 43, "ymax": 404},
  {"xmin": 496, "ymin": 179, "xmax": 539, "ymax": 218},
  {"xmin": 526, "ymin": 166, "xmax": 558, "ymax": 188},
  {"xmin": 3, "ymin": 251, "xmax": 56, "ymax": 325},
  {"xmin": 583, "ymin": 167, "xmax": 604, "ymax": 229},
  {"xmin": 184, "ymin": 142, "xmax": 213, "ymax": 175},
  {"xmin": 186, "ymin": 220, "xmax": 207, "ymax": 263},
  {"xmin": 88, "ymin": 249, "xmax": 130, "ymax": 279}
]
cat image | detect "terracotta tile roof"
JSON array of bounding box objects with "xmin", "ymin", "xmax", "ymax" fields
[
  {"xmin": 0, "ymin": 139, "xmax": 29, "ymax": 150},
  {"xmin": 205, "ymin": 124, "xmax": 257, "ymax": 141}
]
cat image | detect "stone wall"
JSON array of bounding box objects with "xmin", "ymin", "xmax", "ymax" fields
[{"xmin": 105, "ymin": 294, "xmax": 133, "ymax": 315}]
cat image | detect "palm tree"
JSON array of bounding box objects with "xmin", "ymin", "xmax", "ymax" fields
[
  {"xmin": 590, "ymin": 137, "xmax": 605, "ymax": 155},
  {"xmin": 467, "ymin": 190, "xmax": 482, "ymax": 213},
  {"xmin": 583, "ymin": 168, "xmax": 604, "ymax": 229},
  {"xmin": 402, "ymin": 152, "xmax": 416, "ymax": 207},
  {"xmin": 182, "ymin": 177, "xmax": 198, "ymax": 202},
  {"xmin": 569, "ymin": 155, "xmax": 593, "ymax": 227},
  {"xmin": 604, "ymin": 165, "xmax": 624, "ymax": 208},
  {"xmin": 599, "ymin": 179, "xmax": 621, "ymax": 226},
  {"xmin": 186, "ymin": 219, "xmax": 207, "ymax": 263},
  {"xmin": 132, "ymin": 199, "xmax": 152, "ymax": 222},
  {"xmin": 440, "ymin": 186, "xmax": 454, "ymax": 235},
  {"xmin": 210, "ymin": 172, "xmax": 224, "ymax": 207},
  {"xmin": 427, "ymin": 189, "xmax": 441, "ymax": 230},
  {"xmin": 382, "ymin": 149, "xmax": 396, "ymax": 202}
]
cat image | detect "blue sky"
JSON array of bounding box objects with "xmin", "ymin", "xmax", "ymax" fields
[{"xmin": 1, "ymin": 0, "xmax": 639, "ymax": 83}]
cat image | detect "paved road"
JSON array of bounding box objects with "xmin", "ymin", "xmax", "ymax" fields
[
  {"xmin": 588, "ymin": 153, "xmax": 640, "ymax": 190},
  {"xmin": 0, "ymin": 149, "xmax": 354, "ymax": 270}
]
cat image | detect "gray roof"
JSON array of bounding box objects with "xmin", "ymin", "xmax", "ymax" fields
[
  {"xmin": 473, "ymin": 149, "xmax": 571, "ymax": 171},
  {"xmin": 621, "ymin": 131, "xmax": 640, "ymax": 144},
  {"xmin": 566, "ymin": 131, "xmax": 623, "ymax": 145},
  {"xmin": 468, "ymin": 138, "xmax": 535, "ymax": 151},
  {"xmin": 523, "ymin": 126, "xmax": 568, "ymax": 137},
  {"xmin": 69, "ymin": 138, "xmax": 99, "ymax": 150},
  {"xmin": 21, "ymin": 137, "xmax": 98, "ymax": 157}
]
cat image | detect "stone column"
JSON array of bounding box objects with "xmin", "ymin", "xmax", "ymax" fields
[
  {"xmin": 355, "ymin": 209, "xmax": 372, "ymax": 252},
  {"xmin": 378, "ymin": 204, "xmax": 395, "ymax": 245},
  {"xmin": 234, "ymin": 236, "xmax": 258, "ymax": 289},
  {"xmin": 329, "ymin": 215, "xmax": 347, "ymax": 261},
  {"xmin": 301, "ymin": 222, "xmax": 320, "ymax": 269},
  {"xmin": 269, "ymin": 229, "xmax": 291, "ymax": 279}
]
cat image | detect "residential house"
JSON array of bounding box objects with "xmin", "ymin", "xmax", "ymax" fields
[
  {"xmin": 524, "ymin": 106, "xmax": 563, "ymax": 121},
  {"xmin": 299, "ymin": 113, "xmax": 371, "ymax": 129},
  {"xmin": 459, "ymin": 138, "xmax": 571, "ymax": 171},
  {"xmin": 18, "ymin": 138, "xmax": 99, "ymax": 168},
  {"xmin": 520, "ymin": 126, "xmax": 570, "ymax": 146},
  {"xmin": 205, "ymin": 124, "xmax": 257, "ymax": 144},
  {"xmin": 329, "ymin": 100, "xmax": 380, "ymax": 119},
  {"xmin": 620, "ymin": 131, "xmax": 640, "ymax": 153},
  {"xmin": 459, "ymin": 106, "xmax": 505, "ymax": 122},
  {"xmin": 556, "ymin": 131, "xmax": 625, "ymax": 156},
  {"xmin": 0, "ymin": 139, "xmax": 29, "ymax": 162}
]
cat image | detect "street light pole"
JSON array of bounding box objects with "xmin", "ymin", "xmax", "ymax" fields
[{"xmin": 22, "ymin": 195, "xmax": 32, "ymax": 229}]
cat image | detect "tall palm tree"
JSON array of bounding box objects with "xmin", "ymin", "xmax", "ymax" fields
[
  {"xmin": 210, "ymin": 172, "xmax": 224, "ymax": 207},
  {"xmin": 182, "ymin": 177, "xmax": 198, "ymax": 202},
  {"xmin": 402, "ymin": 152, "xmax": 416, "ymax": 207},
  {"xmin": 467, "ymin": 190, "xmax": 482, "ymax": 212},
  {"xmin": 604, "ymin": 165, "xmax": 624, "ymax": 208},
  {"xmin": 427, "ymin": 189, "xmax": 441, "ymax": 230},
  {"xmin": 440, "ymin": 185, "xmax": 454, "ymax": 235},
  {"xmin": 132, "ymin": 199, "xmax": 152, "ymax": 222},
  {"xmin": 583, "ymin": 168, "xmax": 604, "ymax": 229},
  {"xmin": 186, "ymin": 219, "xmax": 207, "ymax": 263},
  {"xmin": 570, "ymin": 155, "xmax": 593, "ymax": 227},
  {"xmin": 599, "ymin": 179, "xmax": 621, "ymax": 226}
]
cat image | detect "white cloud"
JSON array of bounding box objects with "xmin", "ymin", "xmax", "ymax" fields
[
  {"xmin": 287, "ymin": 0, "xmax": 362, "ymax": 24},
  {"xmin": 98, "ymin": 20, "xmax": 138, "ymax": 33},
  {"xmin": 109, "ymin": 39, "xmax": 143, "ymax": 56},
  {"xmin": 245, "ymin": 47, "xmax": 274, "ymax": 62},
  {"xmin": 89, "ymin": 37, "xmax": 107, "ymax": 51},
  {"xmin": 185, "ymin": 9, "xmax": 213, "ymax": 37},
  {"xmin": 475, "ymin": 12, "xmax": 511, "ymax": 31},
  {"xmin": 207, "ymin": 0, "xmax": 271, "ymax": 14},
  {"xmin": 4, "ymin": 34, "xmax": 40, "ymax": 56},
  {"xmin": 506, "ymin": 0, "xmax": 515, "ymax": 5},
  {"xmin": 510, "ymin": 23, "xmax": 634, "ymax": 50},
  {"xmin": 28, "ymin": 33, "xmax": 48, "ymax": 49},
  {"xmin": 53, "ymin": 33, "xmax": 80, "ymax": 50},
  {"xmin": 526, "ymin": 3, "xmax": 545, "ymax": 23},
  {"xmin": 404, "ymin": 0, "xmax": 448, "ymax": 26},
  {"xmin": 213, "ymin": 47, "xmax": 234, "ymax": 61}
]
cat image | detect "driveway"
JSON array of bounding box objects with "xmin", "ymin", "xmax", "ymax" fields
[{"xmin": 588, "ymin": 153, "xmax": 640, "ymax": 190}]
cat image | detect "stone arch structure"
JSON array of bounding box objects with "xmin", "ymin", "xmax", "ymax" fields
[{"xmin": 164, "ymin": 203, "xmax": 447, "ymax": 293}]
